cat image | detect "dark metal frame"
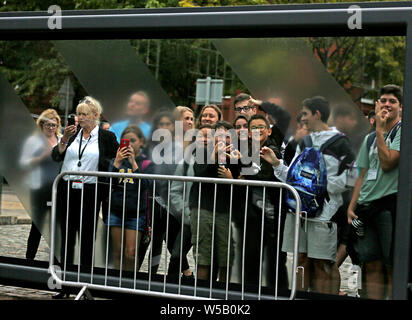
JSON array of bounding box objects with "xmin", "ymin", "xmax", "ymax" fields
[{"xmin": 0, "ymin": 1, "xmax": 411, "ymax": 300}]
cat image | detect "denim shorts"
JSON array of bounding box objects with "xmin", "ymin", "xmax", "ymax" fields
[
  {"xmin": 357, "ymin": 209, "xmax": 393, "ymax": 266},
  {"xmin": 105, "ymin": 212, "xmax": 146, "ymax": 232}
]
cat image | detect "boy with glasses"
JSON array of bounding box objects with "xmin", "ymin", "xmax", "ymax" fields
[{"xmin": 238, "ymin": 114, "xmax": 288, "ymax": 291}]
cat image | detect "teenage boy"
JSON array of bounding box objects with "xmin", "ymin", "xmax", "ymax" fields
[
  {"xmin": 347, "ymin": 84, "xmax": 402, "ymax": 300},
  {"xmin": 234, "ymin": 93, "xmax": 291, "ymax": 147},
  {"xmin": 261, "ymin": 96, "xmax": 355, "ymax": 294},
  {"xmin": 240, "ymin": 114, "xmax": 288, "ymax": 291}
]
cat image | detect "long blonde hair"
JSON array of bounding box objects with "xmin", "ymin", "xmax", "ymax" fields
[{"xmin": 173, "ymin": 106, "xmax": 194, "ymax": 121}]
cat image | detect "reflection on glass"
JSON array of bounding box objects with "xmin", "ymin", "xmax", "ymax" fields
[
  {"xmin": 19, "ymin": 109, "xmax": 62, "ymax": 260},
  {"xmin": 0, "ymin": 73, "xmax": 59, "ymax": 259},
  {"xmin": 52, "ymin": 40, "xmax": 176, "ymax": 135},
  {"xmin": 0, "ymin": 37, "xmax": 405, "ymax": 300},
  {"xmin": 212, "ymin": 38, "xmax": 368, "ymax": 297},
  {"xmin": 213, "ymin": 38, "xmax": 368, "ymax": 153}
]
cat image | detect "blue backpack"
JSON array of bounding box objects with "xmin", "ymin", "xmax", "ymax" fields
[{"xmin": 285, "ymin": 133, "xmax": 345, "ymax": 218}]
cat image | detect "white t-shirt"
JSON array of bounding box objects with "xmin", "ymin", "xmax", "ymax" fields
[{"xmin": 61, "ymin": 126, "xmax": 100, "ymax": 184}]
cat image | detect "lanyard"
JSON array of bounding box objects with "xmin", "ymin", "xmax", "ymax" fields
[{"xmin": 77, "ymin": 130, "xmax": 92, "ymax": 167}]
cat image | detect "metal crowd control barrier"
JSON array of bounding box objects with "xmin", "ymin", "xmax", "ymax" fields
[{"xmin": 49, "ymin": 170, "xmax": 301, "ymax": 300}]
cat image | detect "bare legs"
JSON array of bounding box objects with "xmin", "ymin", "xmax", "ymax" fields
[
  {"xmin": 111, "ymin": 227, "xmax": 143, "ymax": 271},
  {"xmin": 297, "ymin": 253, "xmax": 335, "ymax": 294}
]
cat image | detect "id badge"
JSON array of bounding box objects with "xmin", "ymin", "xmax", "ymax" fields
[
  {"xmin": 346, "ymin": 166, "xmax": 358, "ymax": 187},
  {"xmin": 72, "ymin": 181, "xmax": 83, "ymax": 189},
  {"xmin": 366, "ymin": 169, "xmax": 378, "ymax": 181}
]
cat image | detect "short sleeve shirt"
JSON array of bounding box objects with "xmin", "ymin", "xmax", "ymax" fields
[{"xmin": 356, "ymin": 123, "xmax": 401, "ymax": 204}]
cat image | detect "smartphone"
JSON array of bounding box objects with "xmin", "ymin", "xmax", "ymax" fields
[
  {"xmin": 67, "ymin": 114, "xmax": 76, "ymax": 126},
  {"xmin": 120, "ymin": 138, "xmax": 130, "ymax": 149}
]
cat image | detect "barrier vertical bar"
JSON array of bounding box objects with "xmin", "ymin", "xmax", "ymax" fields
[
  {"xmin": 164, "ymin": 180, "xmax": 171, "ymax": 292},
  {"xmin": 133, "ymin": 179, "xmax": 142, "ymax": 290},
  {"xmin": 209, "ymin": 183, "xmax": 217, "ymax": 299},
  {"xmin": 78, "ymin": 175, "xmax": 85, "ymax": 282},
  {"xmin": 225, "ymin": 184, "xmax": 233, "ymax": 300},
  {"xmin": 63, "ymin": 177, "xmax": 70, "ymax": 281},
  {"xmin": 148, "ymin": 181, "xmax": 156, "ymax": 291},
  {"xmin": 119, "ymin": 179, "xmax": 127, "ymax": 287},
  {"xmin": 241, "ymin": 185, "xmax": 249, "ymax": 300},
  {"xmin": 258, "ymin": 187, "xmax": 266, "ymax": 300},
  {"xmin": 194, "ymin": 182, "xmax": 202, "ymax": 297},
  {"xmin": 90, "ymin": 178, "xmax": 98, "ymax": 284},
  {"xmin": 275, "ymin": 188, "xmax": 283, "ymax": 299},
  {"xmin": 104, "ymin": 177, "xmax": 113, "ymax": 286},
  {"xmin": 178, "ymin": 181, "xmax": 187, "ymax": 295},
  {"xmin": 290, "ymin": 190, "xmax": 301, "ymax": 300},
  {"xmin": 50, "ymin": 174, "xmax": 57, "ymax": 276}
]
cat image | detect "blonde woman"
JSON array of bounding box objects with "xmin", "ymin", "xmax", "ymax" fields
[
  {"xmin": 52, "ymin": 96, "xmax": 118, "ymax": 296},
  {"xmin": 20, "ymin": 109, "xmax": 62, "ymax": 260},
  {"xmin": 173, "ymin": 106, "xmax": 194, "ymax": 149}
]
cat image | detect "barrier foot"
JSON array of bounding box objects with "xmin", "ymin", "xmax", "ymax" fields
[{"xmin": 75, "ymin": 286, "xmax": 94, "ymax": 300}]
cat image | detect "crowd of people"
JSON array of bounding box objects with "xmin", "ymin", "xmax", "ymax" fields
[{"xmin": 23, "ymin": 85, "xmax": 402, "ymax": 300}]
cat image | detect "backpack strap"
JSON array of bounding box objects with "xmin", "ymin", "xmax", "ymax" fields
[
  {"xmin": 389, "ymin": 121, "xmax": 401, "ymax": 142},
  {"xmin": 299, "ymin": 135, "xmax": 313, "ymax": 150},
  {"xmin": 319, "ymin": 133, "xmax": 346, "ymax": 153},
  {"xmin": 366, "ymin": 132, "xmax": 377, "ymax": 151},
  {"xmin": 366, "ymin": 121, "xmax": 401, "ymax": 152},
  {"xmin": 319, "ymin": 133, "xmax": 346, "ymax": 203}
]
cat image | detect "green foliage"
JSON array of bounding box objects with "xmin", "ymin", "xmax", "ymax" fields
[
  {"xmin": 307, "ymin": 36, "xmax": 405, "ymax": 100},
  {"xmin": 0, "ymin": 41, "xmax": 73, "ymax": 110}
]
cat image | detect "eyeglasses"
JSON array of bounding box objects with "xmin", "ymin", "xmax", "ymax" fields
[
  {"xmin": 234, "ymin": 106, "xmax": 253, "ymax": 113},
  {"xmin": 250, "ymin": 125, "xmax": 267, "ymax": 130},
  {"xmin": 44, "ymin": 123, "xmax": 57, "ymax": 129},
  {"xmin": 378, "ymin": 98, "xmax": 398, "ymax": 104},
  {"xmin": 235, "ymin": 124, "xmax": 248, "ymax": 129}
]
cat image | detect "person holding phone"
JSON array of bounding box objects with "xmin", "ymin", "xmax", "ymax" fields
[
  {"xmin": 67, "ymin": 114, "xmax": 77, "ymax": 127},
  {"xmin": 52, "ymin": 96, "xmax": 118, "ymax": 298},
  {"xmin": 106, "ymin": 125, "xmax": 154, "ymax": 271}
]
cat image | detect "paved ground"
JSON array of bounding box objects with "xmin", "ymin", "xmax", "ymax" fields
[
  {"xmin": 0, "ymin": 184, "xmax": 55, "ymax": 300},
  {"xmin": 0, "ymin": 183, "xmax": 359, "ymax": 300}
]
